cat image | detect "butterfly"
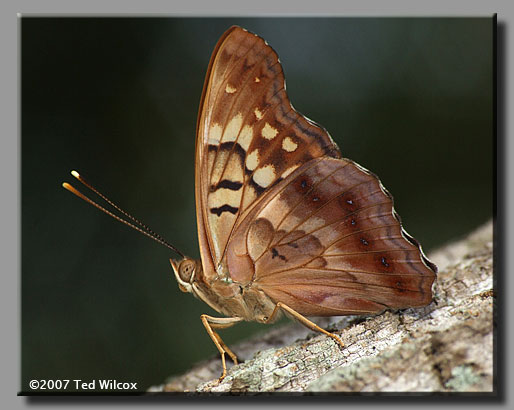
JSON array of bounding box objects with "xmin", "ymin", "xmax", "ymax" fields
[{"xmin": 64, "ymin": 26, "xmax": 437, "ymax": 383}]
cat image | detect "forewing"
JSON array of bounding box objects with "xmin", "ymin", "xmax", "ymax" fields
[
  {"xmin": 226, "ymin": 157, "xmax": 437, "ymax": 316},
  {"xmin": 196, "ymin": 26, "xmax": 341, "ymax": 272}
]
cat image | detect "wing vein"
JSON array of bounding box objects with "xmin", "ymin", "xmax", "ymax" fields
[
  {"xmin": 264, "ymin": 287, "xmax": 389, "ymax": 314},
  {"xmin": 256, "ymin": 223, "xmax": 412, "ymax": 280},
  {"xmin": 273, "ymin": 180, "xmax": 383, "ymax": 247},
  {"xmin": 275, "ymin": 199, "xmax": 392, "ymax": 247},
  {"xmin": 273, "ymin": 163, "xmax": 351, "ymax": 233}
]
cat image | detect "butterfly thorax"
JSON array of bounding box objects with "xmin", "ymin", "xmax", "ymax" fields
[{"xmin": 170, "ymin": 257, "xmax": 278, "ymax": 323}]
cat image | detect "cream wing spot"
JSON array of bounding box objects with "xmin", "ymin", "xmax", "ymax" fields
[
  {"xmin": 208, "ymin": 212, "xmax": 235, "ymax": 262},
  {"xmin": 222, "ymin": 113, "xmax": 243, "ymax": 143},
  {"xmin": 246, "ymin": 149, "xmax": 260, "ymax": 171},
  {"xmin": 223, "ymin": 155, "xmax": 244, "ymax": 184},
  {"xmin": 209, "ymin": 123, "xmax": 223, "ymax": 146},
  {"xmin": 261, "ymin": 122, "xmax": 278, "ymax": 140},
  {"xmin": 208, "ymin": 188, "xmax": 241, "ymax": 209},
  {"xmin": 254, "ymin": 108, "xmax": 263, "ymax": 120},
  {"xmin": 210, "ymin": 149, "xmax": 230, "ymax": 183},
  {"xmin": 282, "ymin": 136, "xmax": 298, "ymax": 152},
  {"xmin": 253, "ymin": 164, "xmax": 276, "ymax": 188},
  {"xmin": 254, "ymin": 77, "xmax": 260, "ymax": 83},
  {"xmin": 207, "ymin": 149, "xmax": 216, "ymax": 175},
  {"xmin": 239, "ymin": 124, "xmax": 253, "ymax": 151},
  {"xmin": 225, "ymin": 84, "xmax": 237, "ymax": 94}
]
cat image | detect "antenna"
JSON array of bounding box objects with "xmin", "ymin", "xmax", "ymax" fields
[{"xmin": 62, "ymin": 170, "xmax": 185, "ymax": 259}]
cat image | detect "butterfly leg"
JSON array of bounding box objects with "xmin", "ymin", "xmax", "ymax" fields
[
  {"xmin": 265, "ymin": 302, "xmax": 345, "ymax": 349},
  {"xmin": 200, "ymin": 314, "xmax": 243, "ymax": 382}
]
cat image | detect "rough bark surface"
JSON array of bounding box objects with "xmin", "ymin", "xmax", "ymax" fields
[{"xmin": 149, "ymin": 221, "xmax": 494, "ymax": 393}]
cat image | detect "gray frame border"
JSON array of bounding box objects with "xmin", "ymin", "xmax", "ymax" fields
[{"xmin": 4, "ymin": 0, "xmax": 512, "ymax": 407}]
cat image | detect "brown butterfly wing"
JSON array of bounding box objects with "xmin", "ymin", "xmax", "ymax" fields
[
  {"xmin": 226, "ymin": 157, "xmax": 437, "ymax": 316},
  {"xmin": 196, "ymin": 26, "xmax": 340, "ymax": 277}
]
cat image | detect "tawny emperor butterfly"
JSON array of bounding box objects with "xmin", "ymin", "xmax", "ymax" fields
[{"xmin": 64, "ymin": 26, "xmax": 437, "ymax": 382}]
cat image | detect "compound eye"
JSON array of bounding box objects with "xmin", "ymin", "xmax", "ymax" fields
[{"xmin": 179, "ymin": 260, "xmax": 195, "ymax": 283}]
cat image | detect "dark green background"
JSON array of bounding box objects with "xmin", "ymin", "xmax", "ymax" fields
[{"xmin": 21, "ymin": 17, "xmax": 493, "ymax": 392}]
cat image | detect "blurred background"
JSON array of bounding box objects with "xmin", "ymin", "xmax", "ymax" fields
[{"xmin": 21, "ymin": 17, "xmax": 493, "ymax": 392}]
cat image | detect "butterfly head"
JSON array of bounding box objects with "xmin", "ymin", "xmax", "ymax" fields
[{"xmin": 170, "ymin": 257, "xmax": 199, "ymax": 293}]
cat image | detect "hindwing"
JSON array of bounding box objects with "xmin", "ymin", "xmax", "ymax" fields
[{"xmin": 226, "ymin": 157, "xmax": 437, "ymax": 316}]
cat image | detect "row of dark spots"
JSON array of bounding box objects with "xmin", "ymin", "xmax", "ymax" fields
[
  {"xmin": 299, "ymin": 175, "xmax": 356, "ymax": 209},
  {"xmin": 354, "ymin": 224, "xmax": 388, "ymax": 268},
  {"xmin": 299, "ymin": 177, "xmax": 358, "ymax": 209}
]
